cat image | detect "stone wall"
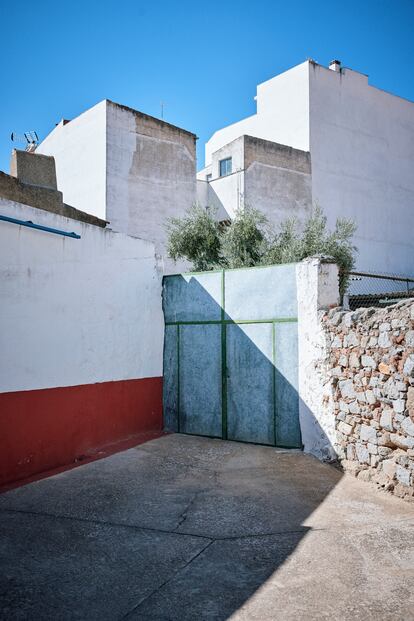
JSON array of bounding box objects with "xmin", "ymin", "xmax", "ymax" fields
[{"xmin": 320, "ymin": 300, "xmax": 414, "ymax": 500}]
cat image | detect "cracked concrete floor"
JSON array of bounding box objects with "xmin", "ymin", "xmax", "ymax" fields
[{"xmin": 0, "ymin": 434, "xmax": 413, "ymax": 620}]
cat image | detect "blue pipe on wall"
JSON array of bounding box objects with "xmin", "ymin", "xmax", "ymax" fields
[{"xmin": 0, "ymin": 214, "xmax": 81, "ymax": 239}]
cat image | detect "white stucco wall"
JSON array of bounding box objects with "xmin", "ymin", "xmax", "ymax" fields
[
  {"xmin": 106, "ymin": 101, "xmax": 196, "ymax": 272},
  {"xmin": 208, "ymin": 173, "xmax": 244, "ymax": 219},
  {"xmin": 0, "ymin": 199, "xmax": 164, "ymax": 393},
  {"xmin": 204, "ymin": 61, "xmax": 310, "ymax": 166},
  {"xmin": 198, "ymin": 135, "xmax": 312, "ymax": 225},
  {"xmin": 245, "ymin": 162, "xmax": 312, "ymax": 227},
  {"xmin": 204, "ymin": 115, "xmax": 258, "ymax": 168},
  {"xmin": 37, "ymin": 101, "xmax": 107, "ymax": 220},
  {"xmin": 296, "ymin": 258, "xmax": 340, "ymax": 460},
  {"xmin": 203, "ymin": 136, "xmax": 245, "ymax": 218},
  {"xmin": 38, "ymin": 100, "xmax": 197, "ymax": 273},
  {"xmin": 195, "ymin": 180, "xmax": 230, "ymax": 221},
  {"xmin": 244, "ymin": 137, "xmax": 312, "ymax": 227},
  {"xmin": 254, "ymin": 61, "xmax": 310, "ymax": 152},
  {"xmin": 309, "ymin": 63, "xmax": 414, "ymax": 276},
  {"xmin": 203, "ymin": 59, "xmax": 414, "ymax": 276}
]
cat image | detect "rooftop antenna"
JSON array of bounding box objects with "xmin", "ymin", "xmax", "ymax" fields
[
  {"xmin": 11, "ymin": 130, "xmax": 39, "ymax": 152},
  {"xmin": 160, "ymin": 101, "xmax": 166, "ymax": 120}
]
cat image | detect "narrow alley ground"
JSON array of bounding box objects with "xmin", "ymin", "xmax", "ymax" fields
[{"xmin": 0, "ymin": 434, "xmax": 413, "ymax": 620}]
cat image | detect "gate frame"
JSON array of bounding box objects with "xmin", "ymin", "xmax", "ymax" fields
[{"xmin": 164, "ymin": 266, "xmax": 299, "ymax": 448}]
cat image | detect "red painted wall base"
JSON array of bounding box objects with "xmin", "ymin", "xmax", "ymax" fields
[{"xmin": 0, "ymin": 377, "xmax": 163, "ymax": 488}]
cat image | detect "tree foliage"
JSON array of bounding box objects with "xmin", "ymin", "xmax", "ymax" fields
[
  {"xmin": 265, "ymin": 206, "xmax": 357, "ymax": 272},
  {"xmin": 166, "ymin": 204, "xmax": 357, "ymax": 291},
  {"xmin": 221, "ymin": 207, "xmax": 269, "ymax": 268},
  {"xmin": 166, "ymin": 205, "xmax": 222, "ymax": 271}
]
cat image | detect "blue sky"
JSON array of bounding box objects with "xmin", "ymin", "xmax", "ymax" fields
[{"xmin": 1, "ymin": 0, "xmax": 413, "ymax": 173}]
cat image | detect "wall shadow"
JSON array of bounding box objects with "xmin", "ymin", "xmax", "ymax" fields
[{"xmin": 161, "ymin": 269, "xmax": 342, "ymax": 620}]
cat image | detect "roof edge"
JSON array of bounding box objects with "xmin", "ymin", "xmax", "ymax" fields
[{"xmin": 106, "ymin": 99, "xmax": 197, "ymax": 139}]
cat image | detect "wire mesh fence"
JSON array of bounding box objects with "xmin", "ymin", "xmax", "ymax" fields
[{"xmin": 339, "ymin": 271, "xmax": 414, "ymax": 311}]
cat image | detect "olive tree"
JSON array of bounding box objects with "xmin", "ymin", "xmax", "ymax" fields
[{"xmin": 166, "ymin": 204, "xmax": 357, "ymax": 293}]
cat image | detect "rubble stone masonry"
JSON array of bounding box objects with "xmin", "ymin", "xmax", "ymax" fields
[{"xmin": 319, "ymin": 299, "xmax": 414, "ymax": 501}]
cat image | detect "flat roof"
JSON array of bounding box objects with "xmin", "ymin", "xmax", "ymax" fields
[{"xmin": 107, "ymin": 99, "xmax": 198, "ymax": 139}]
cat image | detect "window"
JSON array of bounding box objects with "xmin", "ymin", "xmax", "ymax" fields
[
  {"xmin": 206, "ymin": 173, "xmax": 212, "ymax": 182},
  {"xmin": 219, "ymin": 157, "xmax": 232, "ymax": 177}
]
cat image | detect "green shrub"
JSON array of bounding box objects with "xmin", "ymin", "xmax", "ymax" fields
[
  {"xmin": 166, "ymin": 204, "xmax": 357, "ymax": 292},
  {"xmin": 264, "ymin": 206, "xmax": 357, "ymax": 294},
  {"xmin": 166, "ymin": 205, "xmax": 222, "ymax": 271},
  {"xmin": 221, "ymin": 207, "xmax": 269, "ymax": 268}
]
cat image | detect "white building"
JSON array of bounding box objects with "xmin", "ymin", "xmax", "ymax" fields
[
  {"xmin": 197, "ymin": 59, "xmax": 414, "ymax": 276},
  {"xmin": 37, "ymin": 99, "xmax": 197, "ymax": 271}
]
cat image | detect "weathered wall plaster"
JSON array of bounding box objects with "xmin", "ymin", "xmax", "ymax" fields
[
  {"xmin": 38, "ymin": 100, "xmax": 197, "ymax": 273},
  {"xmin": 106, "ymin": 101, "xmax": 196, "ymax": 272},
  {"xmin": 201, "ymin": 60, "xmax": 414, "ymax": 276},
  {"xmin": 197, "ymin": 135, "xmax": 312, "ymax": 225},
  {"xmin": 296, "ymin": 258, "xmax": 340, "ymax": 460}
]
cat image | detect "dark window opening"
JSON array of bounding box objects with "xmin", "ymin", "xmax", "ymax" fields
[{"xmin": 219, "ymin": 157, "xmax": 232, "ymax": 177}]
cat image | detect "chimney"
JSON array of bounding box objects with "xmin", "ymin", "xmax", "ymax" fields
[
  {"xmin": 10, "ymin": 149, "xmax": 58, "ymax": 191},
  {"xmin": 329, "ymin": 59, "xmax": 341, "ymax": 72}
]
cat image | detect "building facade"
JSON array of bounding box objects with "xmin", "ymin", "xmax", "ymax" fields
[
  {"xmin": 198, "ymin": 134, "xmax": 312, "ymax": 227},
  {"xmin": 37, "ymin": 100, "xmax": 197, "ymax": 271},
  {"xmin": 197, "ymin": 60, "xmax": 414, "ymax": 276}
]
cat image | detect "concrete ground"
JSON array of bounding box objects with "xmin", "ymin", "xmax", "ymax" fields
[{"xmin": 0, "ymin": 434, "xmax": 413, "ymax": 621}]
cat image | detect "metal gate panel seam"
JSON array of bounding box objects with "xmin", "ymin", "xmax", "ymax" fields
[
  {"xmin": 221, "ymin": 269, "xmax": 225, "ymax": 319},
  {"xmin": 222, "ymin": 322, "xmax": 227, "ymax": 440},
  {"xmin": 177, "ymin": 324, "xmax": 180, "ymax": 433},
  {"xmin": 272, "ymin": 321, "xmax": 277, "ymax": 447},
  {"xmin": 221, "ymin": 270, "xmax": 227, "ymax": 439}
]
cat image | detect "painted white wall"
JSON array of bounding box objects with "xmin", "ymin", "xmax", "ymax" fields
[
  {"xmin": 243, "ymin": 137, "xmax": 312, "ymax": 226},
  {"xmin": 0, "ymin": 199, "xmax": 164, "ymax": 393},
  {"xmin": 204, "ymin": 61, "xmax": 310, "ymax": 166},
  {"xmin": 204, "ymin": 136, "xmax": 245, "ymax": 219},
  {"xmin": 296, "ymin": 258, "xmax": 340, "ymax": 460},
  {"xmin": 205, "ymin": 115, "xmax": 257, "ymax": 167},
  {"xmin": 196, "ymin": 165, "xmax": 231, "ymax": 219},
  {"xmin": 309, "ymin": 63, "xmax": 414, "ymax": 276},
  {"xmin": 105, "ymin": 101, "xmax": 196, "ymax": 272},
  {"xmin": 245, "ymin": 162, "xmax": 312, "ymax": 227},
  {"xmin": 203, "ymin": 59, "xmax": 414, "ymax": 276},
  {"xmin": 196, "ymin": 164, "xmax": 213, "ymax": 182},
  {"xmin": 254, "ymin": 61, "xmax": 310, "ymax": 152},
  {"xmin": 195, "ymin": 180, "xmax": 230, "ymax": 222},
  {"xmin": 208, "ymin": 172, "xmax": 244, "ymax": 219},
  {"xmin": 38, "ymin": 100, "xmax": 197, "ymax": 273},
  {"xmin": 198, "ymin": 135, "xmax": 312, "ymax": 224},
  {"xmin": 36, "ymin": 101, "xmax": 107, "ymax": 220}
]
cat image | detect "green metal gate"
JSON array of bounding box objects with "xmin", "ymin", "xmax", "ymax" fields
[{"xmin": 163, "ymin": 264, "xmax": 301, "ymax": 448}]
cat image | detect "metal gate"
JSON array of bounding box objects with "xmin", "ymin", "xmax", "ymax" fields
[{"xmin": 162, "ymin": 264, "xmax": 301, "ymax": 448}]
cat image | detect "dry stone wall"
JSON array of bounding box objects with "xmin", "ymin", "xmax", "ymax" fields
[{"xmin": 320, "ymin": 299, "xmax": 414, "ymax": 501}]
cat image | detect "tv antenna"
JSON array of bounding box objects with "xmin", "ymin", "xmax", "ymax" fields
[
  {"xmin": 160, "ymin": 101, "xmax": 166, "ymax": 120},
  {"xmin": 11, "ymin": 130, "xmax": 39, "ymax": 152}
]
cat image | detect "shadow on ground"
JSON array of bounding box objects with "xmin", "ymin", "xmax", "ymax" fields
[{"xmin": 0, "ymin": 434, "xmax": 413, "ymax": 620}]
